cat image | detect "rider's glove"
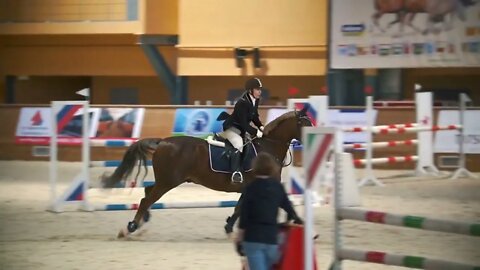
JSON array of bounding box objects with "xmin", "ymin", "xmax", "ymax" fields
[
  {"xmin": 256, "ymin": 130, "xmax": 263, "ymax": 138},
  {"xmin": 259, "ymin": 126, "xmax": 264, "ymax": 131}
]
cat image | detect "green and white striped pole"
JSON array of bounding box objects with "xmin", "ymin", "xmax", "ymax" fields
[{"xmin": 339, "ymin": 208, "xmax": 480, "ymax": 237}]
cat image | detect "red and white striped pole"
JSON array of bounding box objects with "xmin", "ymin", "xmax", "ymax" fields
[
  {"xmin": 344, "ymin": 139, "xmax": 418, "ymax": 149},
  {"xmin": 353, "ymin": 155, "xmax": 418, "ymax": 166},
  {"xmin": 342, "ymin": 123, "xmax": 418, "ymax": 132}
]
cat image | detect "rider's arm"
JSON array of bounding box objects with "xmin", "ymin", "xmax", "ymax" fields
[{"xmin": 252, "ymin": 111, "xmax": 263, "ymax": 129}]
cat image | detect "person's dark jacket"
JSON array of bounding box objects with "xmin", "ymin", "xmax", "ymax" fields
[
  {"xmin": 221, "ymin": 92, "xmax": 263, "ymax": 137},
  {"xmin": 239, "ymin": 177, "xmax": 298, "ymax": 245}
]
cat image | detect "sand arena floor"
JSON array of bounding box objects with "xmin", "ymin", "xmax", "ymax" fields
[{"xmin": 0, "ymin": 161, "xmax": 479, "ymax": 270}]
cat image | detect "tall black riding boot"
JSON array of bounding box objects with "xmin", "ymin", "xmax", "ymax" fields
[{"xmin": 230, "ymin": 150, "xmax": 243, "ymax": 183}]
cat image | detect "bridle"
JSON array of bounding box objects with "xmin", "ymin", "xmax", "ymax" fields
[
  {"xmin": 257, "ymin": 111, "xmax": 313, "ymax": 167},
  {"xmin": 281, "ymin": 111, "xmax": 312, "ymax": 167}
]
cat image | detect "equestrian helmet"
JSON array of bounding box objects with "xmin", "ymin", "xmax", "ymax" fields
[{"xmin": 245, "ymin": 77, "xmax": 263, "ymax": 91}]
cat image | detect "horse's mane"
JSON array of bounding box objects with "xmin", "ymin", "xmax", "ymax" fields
[{"xmin": 263, "ymin": 111, "xmax": 296, "ymax": 135}]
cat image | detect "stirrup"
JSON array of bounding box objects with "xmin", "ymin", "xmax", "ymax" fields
[{"xmin": 231, "ymin": 171, "xmax": 243, "ymax": 183}]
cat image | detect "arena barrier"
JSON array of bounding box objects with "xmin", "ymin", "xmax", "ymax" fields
[
  {"xmin": 48, "ymin": 101, "xmax": 93, "ymax": 212},
  {"xmin": 347, "ymin": 92, "xmax": 474, "ymax": 187},
  {"xmin": 285, "ymin": 91, "xmax": 470, "ymax": 195},
  {"xmin": 48, "ymin": 101, "xmax": 238, "ymax": 212},
  {"xmin": 302, "ymin": 127, "xmax": 480, "ymax": 270}
]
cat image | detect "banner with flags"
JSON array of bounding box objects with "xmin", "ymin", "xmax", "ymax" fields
[{"xmin": 330, "ymin": 0, "xmax": 480, "ymax": 68}]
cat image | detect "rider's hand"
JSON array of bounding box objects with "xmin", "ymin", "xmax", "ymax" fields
[
  {"xmin": 259, "ymin": 126, "xmax": 264, "ymax": 131},
  {"xmin": 256, "ymin": 130, "xmax": 263, "ymax": 138}
]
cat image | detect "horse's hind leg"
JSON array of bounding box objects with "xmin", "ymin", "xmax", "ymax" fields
[
  {"xmin": 224, "ymin": 211, "xmax": 239, "ymax": 235},
  {"xmin": 118, "ymin": 184, "xmax": 173, "ymax": 238},
  {"xmin": 139, "ymin": 185, "xmax": 154, "ymax": 225},
  {"xmin": 224, "ymin": 193, "xmax": 243, "ymax": 235}
]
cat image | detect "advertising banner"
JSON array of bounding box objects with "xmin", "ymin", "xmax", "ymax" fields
[
  {"xmin": 15, "ymin": 108, "xmax": 54, "ymax": 145},
  {"xmin": 331, "ymin": 0, "xmax": 480, "ymax": 68},
  {"xmin": 434, "ymin": 110, "xmax": 480, "ymax": 153},
  {"xmin": 172, "ymin": 108, "xmax": 226, "ymax": 138},
  {"xmin": 95, "ymin": 108, "xmax": 144, "ymax": 139},
  {"xmin": 15, "ymin": 107, "xmax": 144, "ymax": 145}
]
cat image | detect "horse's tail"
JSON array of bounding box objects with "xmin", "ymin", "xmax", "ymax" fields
[{"xmin": 101, "ymin": 138, "xmax": 162, "ymax": 188}]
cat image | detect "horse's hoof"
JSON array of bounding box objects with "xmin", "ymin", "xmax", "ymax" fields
[
  {"xmin": 143, "ymin": 211, "xmax": 151, "ymax": 223},
  {"xmin": 127, "ymin": 221, "xmax": 138, "ymax": 233}
]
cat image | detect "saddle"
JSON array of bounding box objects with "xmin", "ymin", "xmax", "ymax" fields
[{"xmin": 206, "ymin": 133, "xmax": 258, "ymax": 174}]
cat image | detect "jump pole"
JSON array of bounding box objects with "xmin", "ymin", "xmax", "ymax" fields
[
  {"xmin": 94, "ymin": 200, "xmax": 238, "ymax": 211},
  {"xmin": 48, "ymin": 101, "xmax": 93, "ymax": 212},
  {"xmin": 451, "ymin": 93, "xmax": 477, "ymax": 180},
  {"xmin": 357, "ymin": 91, "xmax": 439, "ymax": 184},
  {"xmin": 358, "ymin": 95, "xmax": 383, "ymax": 186},
  {"xmin": 330, "ymin": 133, "xmax": 480, "ymax": 270},
  {"xmin": 302, "ymin": 126, "xmax": 338, "ymax": 270},
  {"xmin": 415, "ymin": 91, "xmax": 440, "ymax": 176},
  {"xmin": 286, "ymin": 96, "xmax": 328, "ymax": 205}
]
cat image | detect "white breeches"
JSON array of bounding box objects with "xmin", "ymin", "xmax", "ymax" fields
[{"xmin": 222, "ymin": 128, "xmax": 243, "ymax": 152}]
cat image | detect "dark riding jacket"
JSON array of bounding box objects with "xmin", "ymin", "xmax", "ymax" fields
[
  {"xmin": 239, "ymin": 176, "xmax": 298, "ymax": 244},
  {"xmin": 222, "ymin": 92, "xmax": 263, "ymax": 137}
]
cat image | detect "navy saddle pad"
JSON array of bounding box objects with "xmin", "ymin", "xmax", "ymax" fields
[{"xmin": 208, "ymin": 143, "xmax": 258, "ymax": 174}]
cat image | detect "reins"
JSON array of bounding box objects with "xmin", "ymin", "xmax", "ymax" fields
[{"xmin": 250, "ymin": 136, "xmax": 298, "ymax": 167}]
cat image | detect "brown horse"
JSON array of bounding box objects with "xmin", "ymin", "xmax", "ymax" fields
[{"xmin": 101, "ymin": 107, "xmax": 312, "ymax": 237}]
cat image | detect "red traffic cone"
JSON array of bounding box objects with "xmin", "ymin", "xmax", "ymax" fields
[{"xmin": 275, "ymin": 225, "xmax": 317, "ymax": 270}]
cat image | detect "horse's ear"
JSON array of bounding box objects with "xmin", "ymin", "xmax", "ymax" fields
[{"xmin": 300, "ymin": 104, "xmax": 309, "ymax": 116}]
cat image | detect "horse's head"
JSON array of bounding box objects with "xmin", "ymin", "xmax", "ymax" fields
[
  {"xmin": 293, "ymin": 105, "xmax": 314, "ymax": 141},
  {"xmin": 259, "ymin": 106, "xmax": 313, "ymax": 166},
  {"xmin": 263, "ymin": 105, "xmax": 313, "ymax": 143}
]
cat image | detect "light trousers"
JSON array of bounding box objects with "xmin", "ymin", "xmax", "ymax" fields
[{"xmin": 222, "ymin": 128, "xmax": 243, "ymax": 152}]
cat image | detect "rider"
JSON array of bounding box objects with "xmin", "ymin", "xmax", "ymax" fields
[{"xmin": 220, "ymin": 77, "xmax": 264, "ymax": 183}]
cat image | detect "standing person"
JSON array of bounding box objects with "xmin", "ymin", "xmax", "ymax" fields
[
  {"xmin": 235, "ymin": 152, "xmax": 303, "ymax": 270},
  {"xmin": 218, "ymin": 77, "xmax": 265, "ymax": 183}
]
